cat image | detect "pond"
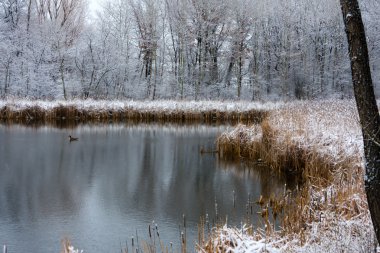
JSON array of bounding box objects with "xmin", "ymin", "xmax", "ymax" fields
[{"xmin": 0, "ymin": 123, "xmax": 287, "ymax": 252}]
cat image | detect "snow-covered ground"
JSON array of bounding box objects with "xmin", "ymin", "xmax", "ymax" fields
[
  {"xmin": 203, "ymin": 212, "xmax": 375, "ymax": 253},
  {"xmin": 204, "ymin": 100, "xmax": 378, "ymax": 253}
]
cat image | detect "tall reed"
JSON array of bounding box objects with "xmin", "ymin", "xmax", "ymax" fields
[
  {"xmin": 0, "ymin": 103, "xmax": 269, "ymax": 125},
  {"xmin": 209, "ymin": 100, "xmax": 371, "ymax": 251}
]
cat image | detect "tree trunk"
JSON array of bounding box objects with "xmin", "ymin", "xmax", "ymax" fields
[
  {"xmin": 27, "ymin": 0, "xmax": 32, "ymax": 33},
  {"xmin": 340, "ymin": 0, "xmax": 380, "ymax": 243},
  {"xmin": 237, "ymin": 54, "xmax": 242, "ymax": 98},
  {"xmin": 60, "ymin": 58, "xmax": 67, "ymax": 100}
]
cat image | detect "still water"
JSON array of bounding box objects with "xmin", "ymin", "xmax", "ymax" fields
[{"xmin": 0, "ymin": 124, "xmax": 285, "ymax": 252}]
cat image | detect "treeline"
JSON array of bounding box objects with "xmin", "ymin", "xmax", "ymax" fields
[{"xmin": 0, "ymin": 0, "xmax": 379, "ymax": 100}]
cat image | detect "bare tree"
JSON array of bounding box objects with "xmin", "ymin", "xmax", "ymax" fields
[
  {"xmin": 224, "ymin": 0, "xmax": 252, "ymax": 98},
  {"xmin": 130, "ymin": 0, "xmax": 160, "ymax": 99},
  {"xmin": 0, "ymin": 0, "xmax": 25, "ymax": 29},
  {"xmin": 339, "ymin": 0, "xmax": 380, "ymax": 243}
]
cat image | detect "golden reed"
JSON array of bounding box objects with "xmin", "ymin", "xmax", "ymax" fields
[
  {"xmin": 0, "ymin": 105, "xmax": 268, "ymax": 125},
  {"xmin": 209, "ymin": 105, "xmax": 367, "ymax": 251}
]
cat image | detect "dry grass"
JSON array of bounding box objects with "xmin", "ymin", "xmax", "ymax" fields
[
  {"xmin": 61, "ymin": 238, "xmax": 82, "ymax": 253},
  {"xmin": 206, "ymin": 100, "xmax": 375, "ymax": 252},
  {"xmin": 0, "ymin": 99, "xmax": 271, "ymax": 125}
]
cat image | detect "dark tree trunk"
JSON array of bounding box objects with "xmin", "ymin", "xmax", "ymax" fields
[
  {"xmin": 27, "ymin": 0, "xmax": 32, "ymax": 33},
  {"xmin": 340, "ymin": 0, "xmax": 380, "ymax": 243}
]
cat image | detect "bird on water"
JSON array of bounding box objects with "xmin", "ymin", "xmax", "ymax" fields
[{"xmin": 69, "ymin": 135, "xmax": 78, "ymax": 142}]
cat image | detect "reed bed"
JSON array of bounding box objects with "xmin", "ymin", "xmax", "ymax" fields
[
  {"xmin": 0, "ymin": 99, "xmax": 275, "ymax": 125},
  {"xmin": 206, "ymin": 99, "xmax": 376, "ymax": 252}
]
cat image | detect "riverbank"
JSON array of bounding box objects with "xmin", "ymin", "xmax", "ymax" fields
[
  {"xmin": 204, "ymin": 100, "xmax": 377, "ymax": 252},
  {"xmin": 0, "ymin": 99, "xmax": 278, "ymax": 125}
]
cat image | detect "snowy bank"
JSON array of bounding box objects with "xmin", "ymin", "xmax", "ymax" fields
[
  {"xmin": 202, "ymin": 211, "xmax": 375, "ymax": 253},
  {"xmin": 0, "ymin": 99, "xmax": 282, "ymax": 123},
  {"xmin": 207, "ymin": 100, "xmax": 378, "ymax": 253}
]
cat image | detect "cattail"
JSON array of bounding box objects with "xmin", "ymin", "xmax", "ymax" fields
[
  {"xmin": 215, "ymin": 198, "xmax": 218, "ymax": 221},
  {"xmin": 155, "ymin": 223, "xmax": 159, "ymax": 237},
  {"xmin": 233, "ymin": 190, "xmax": 236, "ymax": 208},
  {"xmin": 135, "ymin": 230, "xmax": 139, "ymax": 252},
  {"xmin": 206, "ymin": 213, "xmax": 210, "ymax": 233}
]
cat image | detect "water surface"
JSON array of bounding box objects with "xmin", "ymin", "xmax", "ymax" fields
[{"xmin": 0, "ymin": 124, "xmax": 285, "ymax": 252}]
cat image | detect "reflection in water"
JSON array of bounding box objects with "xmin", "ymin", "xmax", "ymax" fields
[{"xmin": 0, "ymin": 124, "xmax": 288, "ymax": 252}]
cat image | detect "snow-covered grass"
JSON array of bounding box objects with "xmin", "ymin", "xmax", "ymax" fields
[
  {"xmin": 61, "ymin": 238, "xmax": 83, "ymax": 253},
  {"xmin": 202, "ymin": 211, "xmax": 375, "ymax": 253},
  {"xmin": 0, "ymin": 98, "xmax": 282, "ymax": 123},
  {"xmin": 208, "ymin": 99, "xmax": 378, "ymax": 253},
  {"xmin": 267, "ymin": 100, "xmax": 362, "ymax": 167},
  {"xmin": 0, "ymin": 98, "xmax": 282, "ymax": 112},
  {"xmin": 0, "ymin": 99, "xmax": 282, "ymax": 125}
]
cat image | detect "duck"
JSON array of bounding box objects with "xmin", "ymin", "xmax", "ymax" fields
[{"xmin": 68, "ymin": 135, "xmax": 78, "ymax": 142}]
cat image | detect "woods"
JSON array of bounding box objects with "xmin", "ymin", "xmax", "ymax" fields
[{"xmin": 0, "ymin": 0, "xmax": 379, "ymax": 100}]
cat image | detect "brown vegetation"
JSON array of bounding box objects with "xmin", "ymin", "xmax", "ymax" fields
[
  {"xmin": 206, "ymin": 100, "xmax": 371, "ymax": 251},
  {"xmin": 0, "ymin": 104, "xmax": 268, "ymax": 126}
]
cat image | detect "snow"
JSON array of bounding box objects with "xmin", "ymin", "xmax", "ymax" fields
[
  {"xmin": 267, "ymin": 100, "xmax": 363, "ymax": 167},
  {"xmin": 203, "ymin": 212, "xmax": 375, "ymax": 253},
  {"xmin": 204, "ymin": 99, "xmax": 378, "ymax": 253},
  {"xmin": 67, "ymin": 246, "xmax": 83, "ymax": 253},
  {"xmin": 202, "ymin": 225, "xmax": 281, "ymax": 253},
  {"xmin": 0, "ymin": 98, "xmax": 282, "ymax": 115}
]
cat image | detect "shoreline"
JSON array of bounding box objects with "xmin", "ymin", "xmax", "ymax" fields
[
  {"xmin": 0, "ymin": 99, "xmax": 277, "ymax": 125},
  {"xmin": 204, "ymin": 100, "xmax": 376, "ymax": 252}
]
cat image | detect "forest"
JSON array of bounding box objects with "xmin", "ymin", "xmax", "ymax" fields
[{"xmin": 0, "ymin": 0, "xmax": 379, "ymax": 101}]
